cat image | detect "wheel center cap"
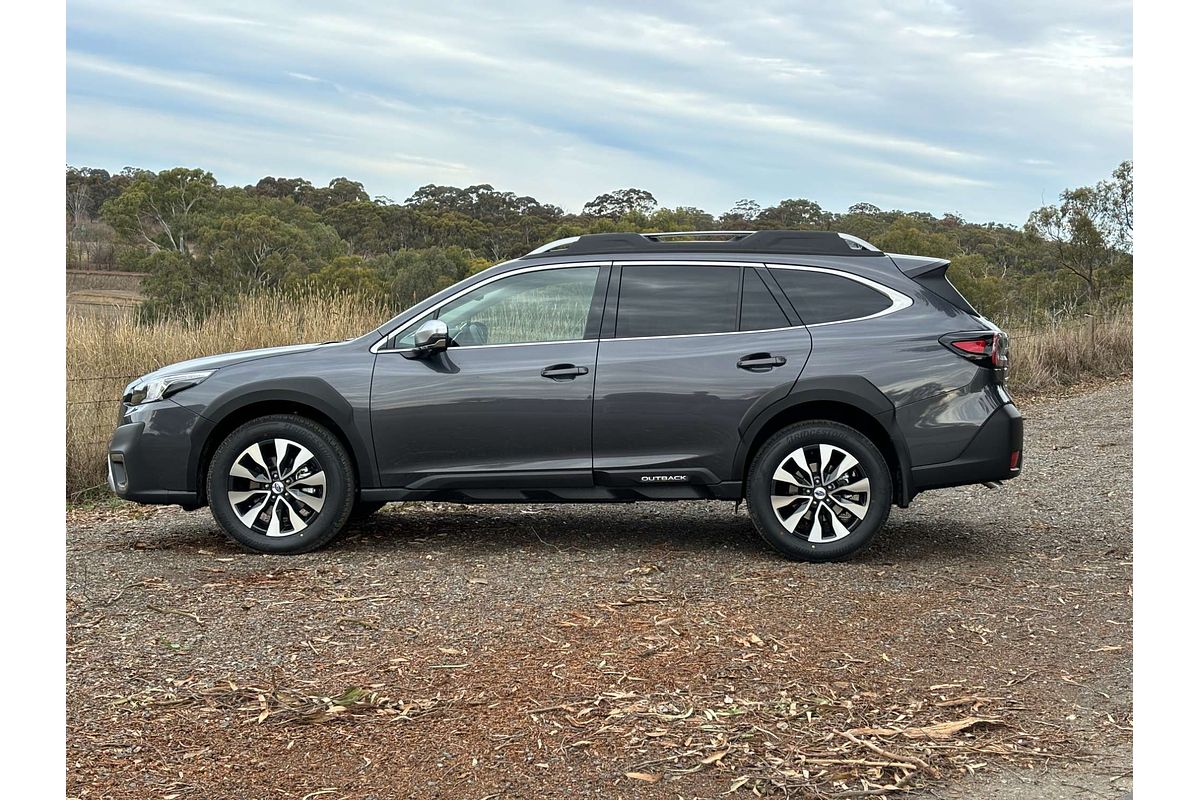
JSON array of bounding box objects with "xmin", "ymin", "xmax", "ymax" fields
[
  {"xmin": 271, "ymin": 480, "xmax": 285, "ymax": 494},
  {"xmin": 813, "ymin": 487, "xmax": 827, "ymax": 500}
]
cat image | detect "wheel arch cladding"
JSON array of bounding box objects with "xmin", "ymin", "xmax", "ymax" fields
[
  {"xmin": 735, "ymin": 378, "xmax": 912, "ymax": 505},
  {"xmin": 192, "ymin": 381, "xmax": 376, "ymax": 503}
]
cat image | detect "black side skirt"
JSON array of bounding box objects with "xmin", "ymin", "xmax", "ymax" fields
[{"xmin": 361, "ymin": 481, "xmax": 743, "ymax": 504}]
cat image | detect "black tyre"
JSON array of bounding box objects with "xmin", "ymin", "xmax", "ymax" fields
[
  {"xmin": 746, "ymin": 421, "xmax": 891, "ymax": 562},
  {"xmin": 349, "ymin": 500, "xmax": 387, "ymax": 520},
  {"xmin": 206, "ymin": 415, "xmax": 356, "ymax": 554}
]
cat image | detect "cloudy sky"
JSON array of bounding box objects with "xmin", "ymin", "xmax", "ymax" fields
[{"xmin": 66, "ymin": 0, "xmax": 1130, "ymax": 224}]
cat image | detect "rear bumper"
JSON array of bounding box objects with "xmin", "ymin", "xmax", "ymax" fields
[
  {"xmin": 910, "ymin": 402, "xmax": 1023, "ymax": 493},
  {"xmin": 107, "ymin": 400, "xmax": 204, "ymax": 507}
]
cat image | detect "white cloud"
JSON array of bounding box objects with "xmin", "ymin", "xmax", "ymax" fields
[{"xmin": 66, "ymin": 0, "xmax": 1130, "ymax": 222}]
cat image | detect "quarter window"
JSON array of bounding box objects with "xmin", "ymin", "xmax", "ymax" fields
[
  {"xmin": 769, "ymin": 268, "xmax": 892, "ymax": 325},
  {"xmin": 615, "ymin": 265, "xmax": 740, "ymax": 338}
]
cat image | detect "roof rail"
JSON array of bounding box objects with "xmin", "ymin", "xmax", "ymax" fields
[
  {"xmin": 837, "ymin": 233, "xmax": 880, "ymax": 252},
  {"xmin": 525, "ymin": 236, "xmax": 582, "ymax": 255},
  {"xmin": 642, "ymin": 230, "xmax": 754, "ymax": 240},
  {"xmin": 520, "ymin": 230, "xmax": 885, "ymax": 259}
]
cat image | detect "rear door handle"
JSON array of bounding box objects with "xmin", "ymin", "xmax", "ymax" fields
[
  {"xmin": 737, "ymin": 353, "xmax": 787, "ymax": 370},
  {"xmin": 541, "ymin": 363, "xmax": 589, "ymax": 379}
]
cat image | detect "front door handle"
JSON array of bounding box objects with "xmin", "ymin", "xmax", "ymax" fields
[
  {"xmin": 541, "ymin": 363, "xmax": 589, "ymax": 379},
  {"xmin": 737, "ymin": 353, "xmax": 787, "ymax": 370}
]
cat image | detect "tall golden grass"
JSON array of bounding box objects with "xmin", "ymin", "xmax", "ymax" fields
[
  {"xmin": 66, "ymin": 292, "xmax": 1132, "ymax": 497},
  {"xmin": 66, "ymin": 291, "xmax": 390, "ymax": 495},
  {"xmin": 1004, "ymin": 306, "xmax": 1132, "ymax": 393}
]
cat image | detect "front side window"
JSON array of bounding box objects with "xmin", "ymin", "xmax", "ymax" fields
[
  {"xmin": 615, "ymin": 265, "xmax": 740, "ymax": 338},
  {"xmin": 769, "ymin": 268, "xmax": 892, "ymax": 325},
  {"xmin": 392, "ymin": 266, "xmax": 600, "ymax": 348}
]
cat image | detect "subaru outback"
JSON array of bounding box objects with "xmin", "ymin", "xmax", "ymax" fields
[{"xmin": 108, "ymin": 230, "xmax": 1023, "ymax": 561}]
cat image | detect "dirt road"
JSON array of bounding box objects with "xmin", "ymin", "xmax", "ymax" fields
[{"xmin": 66, "ymin": 381, "xmax": 1132, "ymax": 799}]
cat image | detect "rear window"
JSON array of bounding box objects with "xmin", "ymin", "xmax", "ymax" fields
[
  {"xmin": 615, "ymin": 265, "xmax": 740, "ymax": 338},
  {"xmin": 769, "ymin": 268, "xmax": 891, "ymax": 325}
]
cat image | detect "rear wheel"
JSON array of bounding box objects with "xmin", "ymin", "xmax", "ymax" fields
[
  {"xmin": 206, "ymin": 415, "xmax": 355, "ymax": 554},
  {"xmin": 746, "ymin": 421, "xmax": 891, "ymax": 562}
]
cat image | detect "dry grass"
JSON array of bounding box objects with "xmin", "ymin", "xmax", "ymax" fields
[
  {"xmin": 65, "ymin": 292, "xmax": 1132, "ymax": 496},
  {"xmin": 1005, "ymin": 306, "xmax": 1132, "ymax": 394},
  {"xmin": 66, "ymin": 291, "xmax": 390, "ymax": 495},
  {"xmin": 66, "ymin": 270, "xmax": 144, "ymax": 294}
]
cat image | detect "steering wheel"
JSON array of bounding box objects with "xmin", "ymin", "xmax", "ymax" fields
[{"xmin": 450, "ymin": 320, "xmax": 489, "ymax": 347}]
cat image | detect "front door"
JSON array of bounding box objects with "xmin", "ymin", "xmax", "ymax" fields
[
  {"xmin": 370, "ymin": 264, "xmax": 607, "ymax": 488},
  {"xmin": 592, "ymin": 263, "xmax": 812, "ymax": 486}
]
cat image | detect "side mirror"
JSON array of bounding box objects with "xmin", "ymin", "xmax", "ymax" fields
[{"xmin": 411, "ymin": 319, "xmax": 449, "ymax": 356}]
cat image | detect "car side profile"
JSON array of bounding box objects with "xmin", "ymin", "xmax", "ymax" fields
[{"xmin": 108, "ymin": 230, "xmax": 1022, "ymax": 561}]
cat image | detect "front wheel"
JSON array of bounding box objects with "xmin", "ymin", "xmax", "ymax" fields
[
  {"xmin": 746, "ymin": 421, "xmax": 892, "ymax": 562},
  {"xmin": 206, "ymin": 415, "xmax": 356, "ymax": 554}
]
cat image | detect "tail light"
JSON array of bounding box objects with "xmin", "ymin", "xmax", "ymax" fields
[{"xmin": 940, "ymin": 331, "xmax": 1009, "ymax": 381}]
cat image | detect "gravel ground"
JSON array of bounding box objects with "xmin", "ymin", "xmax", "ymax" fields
[{"xmin": 66, "ymin": 380, "xmax": 1132, "ymax": 799}]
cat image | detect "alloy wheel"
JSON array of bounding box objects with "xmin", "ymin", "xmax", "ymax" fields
[
  {"xmin": 769, "ymin": 443, "xmax": 871, "ymax": 543},
  {"xmin": 226, "ymin": 438, "xmax": 326, "ymax": 537}
]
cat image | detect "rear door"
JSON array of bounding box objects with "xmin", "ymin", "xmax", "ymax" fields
[{"xmin": 591, "ymin": 262, "xmax": 812, "ymax": 487}]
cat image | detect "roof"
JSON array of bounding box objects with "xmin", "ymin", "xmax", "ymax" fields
[{"xmin": 519, "ymin": 231, "xmax": 886, "ymax": 259}]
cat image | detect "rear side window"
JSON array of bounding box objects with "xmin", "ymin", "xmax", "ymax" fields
[
  {"xmin": 769, "ymin": 268, "xmax": 891, "ymax": 325},
  {"xmin": 740, "ymin": 269, "xmax": 790, "ymax": 331},
  {"xmin": 615, "ymin": 265, "xmax": 739, "ymax": 337}
]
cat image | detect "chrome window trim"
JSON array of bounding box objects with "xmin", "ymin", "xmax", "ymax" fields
[
  {"xmin": 764, "ymin": 263, "xmax": 912, "ymax": 328},
  {"xmin": 613, "ymin": 259, "xmax": 762, "ymax": 267},
  {"xmin": 602, "ymin": 261, "xmax": 910, "ymax": 342},
  {"xmin": 599, "ymin": 325, "xmax": 799, "ymax": 344},
  {"xmin": 371, "ymin": 261, "xmax": 608, "ymax": 353},
  {"xmin": 437, "ymin": 338, "xmax": 598, "ymax": 351},
  {"xmin": 605, "ymin": 260, "xmax": 782, "ymax": 343},
  {"xmin": 372, "ymin": 259, "xmax": 912, "ymax": 353}
]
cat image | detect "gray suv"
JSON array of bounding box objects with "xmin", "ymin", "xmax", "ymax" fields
[{"xmin": 108, "ymin": 231, "xmax": 1023, "ymax": 561}]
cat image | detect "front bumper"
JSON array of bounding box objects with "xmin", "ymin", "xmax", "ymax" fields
[
  {"xmin": 909, "ymin": 402, "xmax": 1023, "ymax": 493},
  {"xmin": 107, "ymin": 399, "xmax": 206, "ymax": 507}
]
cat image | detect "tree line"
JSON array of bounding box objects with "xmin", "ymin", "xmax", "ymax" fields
[{"xmin": 66, "ymin": 163, "xmax": 1132, "ymax": 325}]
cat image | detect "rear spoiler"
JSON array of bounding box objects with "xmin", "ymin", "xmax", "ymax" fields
[{"xmin": 888, "ymin": 253, "xmax": 980, "ymax": 317}]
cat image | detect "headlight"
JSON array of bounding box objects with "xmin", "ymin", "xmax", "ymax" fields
[{"xmin": 123, "ymin": 370, "xmax": 215, "ymax": 405}]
